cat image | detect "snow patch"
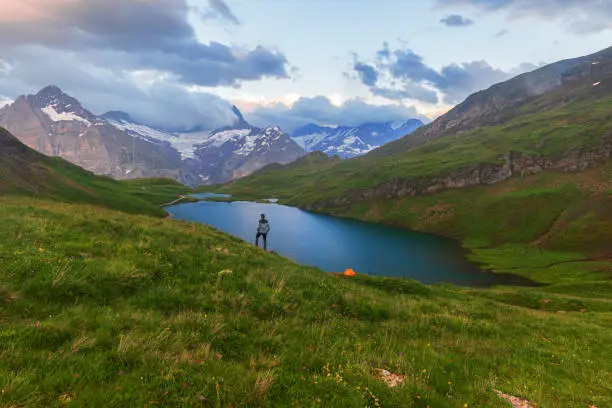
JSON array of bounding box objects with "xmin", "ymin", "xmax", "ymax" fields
[
  {"xmin": 235, "ymin": 134, "xmax": 258, "ymax": 156},
  {"xmin": 108, "ymin": 119, "xmax": 210, "ymax": 159},
  {"xmin": 390, "ymin": 121, "xmax": 406, "ymax": 130},
  {"xmin": 292, "ymin": 132, "xmax": 330, "ymax": 150},
  {"xmin": 205, "ymin": 129, "xmax": 252, "ymax": 148},
  {"xmin": 42, "ymin": 105, "xmax": 91, "ymax": 125},
  {"xmin": 109, "ymin": 120, "xmax": 175, "ymax": 143}
]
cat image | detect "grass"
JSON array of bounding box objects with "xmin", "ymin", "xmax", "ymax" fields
[{"xmin": 0, "ymin": 198, "xmax": 611, "ymax": 407}]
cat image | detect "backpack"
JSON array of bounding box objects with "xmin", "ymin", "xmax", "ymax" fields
[{"xmin": 258, "ymin": 220, "xmax": 270, "ymax": 234}]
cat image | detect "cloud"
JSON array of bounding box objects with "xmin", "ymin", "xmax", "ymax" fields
[
  {"xmin": 436, "ymin": 0, "xmax": 612, "ymax": 34},
  {"xmin": 0, "ymin": 0, "xmax": 292, "ymax": 130},
  {"xmin": 440, "ymin": 14, "xmax": 474, "ymax": 26},
  {"xmin": 353, "ymin": 62, "xmax": 379, "ymax": 87},
  {"xmin": 352, "ymin": 43, "xmax": 538, "ymax": 105},
  {"xmin": 246, "ymin": 96, "xmax": 425, "ymax": 132},
  {"xmin": 0, "ymin": 46, "xmax": 237, "ymax": 131},
  {"xmin": 0, "ymin": 0, "xmax": 289, "ymax": 87},
  {"xmin": 205, "ymin": 0, "xmax": 240, "ymax": 25},
  {"xmin": 371, "ymin": 83, "xmax": 440, "ymax": 104}
]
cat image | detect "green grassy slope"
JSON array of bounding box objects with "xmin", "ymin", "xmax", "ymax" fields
[
  {"xmin": 0, "ymin": 198, "xmax": 610, "ymax": 407},
  {"xmin": 0, "ymin": 127, "xmax": 191, "ymax": 216}
]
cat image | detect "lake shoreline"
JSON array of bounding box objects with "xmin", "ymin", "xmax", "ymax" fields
[{"xmin": 166, "ymin": 195, "xmax": 541, "ymax": 288}]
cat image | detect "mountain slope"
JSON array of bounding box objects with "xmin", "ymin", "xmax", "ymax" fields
[
  {"xmin": 292, "ymin": 119, "xmax": 423, "ymax": 158},
  {"xmin": 373, "ymin": 45, "xmax": 612, "ymax": 156},
  {"xmin": 217, "ymin": 46, "xmax": 612, "ymax": 205},
  {"xmin": 0, "ymin": 86, "xmax": 182, "ymax": 180},
  {"xmin": 0, "ymin": 126, "xmax": 187, "ymax": 216}
]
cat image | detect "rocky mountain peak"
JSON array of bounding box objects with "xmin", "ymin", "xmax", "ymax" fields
[
  {"xmin": 28, "ymin": 85, "xmax": 96, "ymax": 122},
  {"xmin": 231, "ymin": 105, "xmax": 250, "ymax": 129}
]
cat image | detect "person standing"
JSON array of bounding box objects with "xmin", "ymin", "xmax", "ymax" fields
[{"xmin": 256, "ymin": 214, "xmax": 270, "ymax": 250}]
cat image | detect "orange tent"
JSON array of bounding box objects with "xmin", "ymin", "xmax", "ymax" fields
[{"xmin": 343, "ymin": 268, "xmax": 356, "ymax": 276}]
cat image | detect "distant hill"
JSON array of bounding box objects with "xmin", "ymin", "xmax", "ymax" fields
[{"xmin": 0, "ymin": 126, "xmax": 188, "ymax": 216}]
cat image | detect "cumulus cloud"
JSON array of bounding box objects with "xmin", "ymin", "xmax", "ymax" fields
[
  {"xmin": 246, "ymin": 96, "xmax": 425, "ymax": 132},
  {"xmin": 352, "ymin": 43, "xmax": 538, "ymax": 105},
  {"xmin": 0, "ymin": 0, "xmax": 292, "ymax": 130},
  {"xmin": 440, "ymin": 14, "xmax": 474, "ymax": 27},
  {"xmin": 436, "ymin": 0, "xmax": 612, "ymax": 34},
  {"xmin": 0, "ymin": 0, "xmax": 289, "ymax": 87},
  {"xmin": 0, "ymin": 46, "xmax": 237, "ymax": 131}
]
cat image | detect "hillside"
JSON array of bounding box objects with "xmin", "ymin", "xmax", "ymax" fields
[
  {"xmin": 0, "ymin": 198, "xmax": 610, "ymax": 407},
  {"xmin": 211, "ymin": 46, "xmax": 612, "ymax": 283},
  {"xmin": 0, "ymin": 127, "xmax": 190, "ymax": 216}
]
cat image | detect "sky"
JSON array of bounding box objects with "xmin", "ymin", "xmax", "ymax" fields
[{"xmin": 0, "ymin": 0, "xmax": 610, "ymax": 132}]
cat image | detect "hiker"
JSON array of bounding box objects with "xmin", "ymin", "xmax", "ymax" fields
[{"xmin": 256, "ymin": 213, "xmax": 270, "ymax": 250}]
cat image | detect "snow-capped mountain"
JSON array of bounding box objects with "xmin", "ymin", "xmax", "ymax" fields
[
  {"xmin": 0, "ymin": 86, "xmax": 181, "ymax": 179},
  {"xmin": 102, "ymin": 105, "xmax": 306, "ymax": 186},
  {"xmin": 0, "ymin": 84, "xmax": 305, "ymax": 187},
  {"xmin": 181, "ymin": 115, "xmax": 305, "ymax": 186},
  {"xmin": 291, "ymin": 119, "xmax": 424, "ymax": 158}
]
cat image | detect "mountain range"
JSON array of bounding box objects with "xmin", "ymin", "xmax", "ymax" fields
[
  {"xmin": 291, "ymin": 119, "xmax": 423, "ymax": 158},
  {"xmin": 0, "ymin": 86, "xmax": 423, "ymax": 186},
  {"xmin": 101, "ymin": 105, "xmax": 305, "ymax": 186}
]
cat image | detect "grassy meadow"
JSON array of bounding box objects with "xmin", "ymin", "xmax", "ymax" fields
[{"xmin": 0, "ymin": 198, "xmax": 611, "ymax": 407}]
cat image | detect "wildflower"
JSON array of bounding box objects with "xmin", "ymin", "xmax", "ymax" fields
[{"xmin": 39, "ymin": 248, "xmax": 45, "ymax": 252}]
